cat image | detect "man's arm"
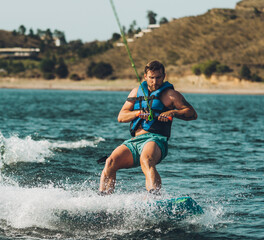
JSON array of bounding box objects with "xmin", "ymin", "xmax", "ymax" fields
[
  {"xmin": 117, "ymin": 88, "xmax": 141, "ymax": 123},
  {"xmin": 159, "ymin": 89, "xmax": 198, "ymax": 121}
]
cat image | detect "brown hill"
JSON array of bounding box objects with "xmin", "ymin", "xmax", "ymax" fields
[
  {"xmin": 73, "ymin": 0, "xmax": 264, "ymax": 80},
  {"xmin": 236, "ymin": 0, "xmax": 264, "ymax": 11}
]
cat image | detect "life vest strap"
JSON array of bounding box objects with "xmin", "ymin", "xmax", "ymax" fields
[{"xmin": 127, "ymin": 96, "xmax": 158, "ymax": 102}]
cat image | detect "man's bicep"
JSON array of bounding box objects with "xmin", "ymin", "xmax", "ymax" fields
[
  {"xmin": 120, "ymin": 88, "xmax": 138, "ymax": 111},
  {"xmin": 170, "ymin": 91, "xmax": 192, "ymax": 110},
  {"xmin": 120, "ymin": 100, "xmax": 135, "ymax": 111}
]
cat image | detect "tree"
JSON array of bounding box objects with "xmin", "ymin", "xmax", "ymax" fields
[
  {"xmin": 240, "ymin": 65, "xmax": 251, "ymax": 79},
  {"xmin": 40, "ymin": 58, "xmax": 55, "ymax": 74},
  {"xmin": 12, "ymin": 30, "xmax": 17, "ymax": 36},
  {"xmin": 87, "ymin": 62, "xmax": 113, "ymax": 79},
  {"xmin": 147, "ymin": 11, "xmax": 157, "ymax": 24},
  {"xmin": 70, "ymin": 73, "xmax": 81, "ymax": 81},
  {"xmin": 55, "ymin": 58, "xmax": 69, "ymax": 78},
  {"xmin": 216, "ymin": 64, "xmax": 231, "ymax": 73},
  {"xmin": 251, "ymin": 73, "xmax": 262, "ymax": 82},
  {"xmin": 128, "ymin": 20, "xmax": 137, "ymax": 37},
  {"xmin": 68, "ymin": 39, "xmax": 83, "ymax": 51},
  {"xmin": 8, "ymin": 62, "xmax": 25, "ymax": 74},
  {"xmin": 159, "ymin": 17, "xmax": 168, "ymax": 25},
  {"xmin": 200, "ymin": 60, "xmax": 219, "ymax": 78},
  {"xmin": 37, "ymin": 29, "xmax": 45, "ymax": 38},
  {"xmin": 28, "ymin": 28, "xmax": 35, "ymax": 38},
  {"xmin": 54, "ymin": 29, "xmax": 67, "ymax": 45},
  {"xmin": 86, "ymin": 62, "xmax": 97, "ymax": 77},
  {"xmin": 111, "ymin": 33, "xmax": 121, "ymax": 42},
  {"xmin": 18, "ymin": 25, "xmax": 26, "ymax": 35},
  {"xmin": 45, "ymin": 28, "xmax": 53, "ymax": 45}
]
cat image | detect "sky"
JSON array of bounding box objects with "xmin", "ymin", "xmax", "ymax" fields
[{"xmin": 0, "ymin": 0, "xmax": 240, "ymax": 43}]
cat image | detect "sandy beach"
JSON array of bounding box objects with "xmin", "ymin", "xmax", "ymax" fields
[{"xmin": 0, "ymin": 75, "xmax": 264, "ymax": 95}]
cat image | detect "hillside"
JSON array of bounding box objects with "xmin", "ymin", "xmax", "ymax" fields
[
  {"xmin": 71, "ymin": 0, "xmax": 264, "ymax": 80},
  {"xmin": 236, "ymin": 0, "xmax": 264, "ymax": 10},
  {"xmin": 0, "ymin": 30, "xmax": 40, "ymax": 48},
  {"xmin": 1, "ymin": 0, "xmax": 264, "ymax": 83}
]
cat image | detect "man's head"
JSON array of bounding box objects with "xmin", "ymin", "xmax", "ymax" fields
[{"xmin": 144, "ymin": 61, "xmax": 166, "ymax": 92}]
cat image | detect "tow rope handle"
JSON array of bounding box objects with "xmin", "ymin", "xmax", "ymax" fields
[
  {"xmin": 109, "ymin": 0, "xmax": 153, "ymax": 121},
  {"xmin": 136, "ymin": 112, "xmax": 173, "ymax": 121}
]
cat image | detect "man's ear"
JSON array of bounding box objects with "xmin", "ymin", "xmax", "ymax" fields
[{"xmin": 144, "ymin": 73, "xmax": 147, "ymax": 80}]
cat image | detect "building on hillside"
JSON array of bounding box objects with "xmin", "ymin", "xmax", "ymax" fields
[
  {"xmin": 148, "ymin": 24, "xmax": 160, "ymax": 29},
  {"xmin": 134, "ymin": 32, "xmax": 144, "ymax": 38},
  {"xmin": 141, "ymin": 29, "xmax": 152, "ymax": 34},
  {"xmin": 54, "ymin": 37, "xmax": 61, "ymax": 47},
  {"xmin": 116, "ymin": 42, "xmax": 125, "ymax": 47},
  {"xmin": 0, "ymin": 48, "xmax": 40, "ymax": 58}
]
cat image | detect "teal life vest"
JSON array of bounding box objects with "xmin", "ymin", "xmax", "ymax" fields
[{"xmin": 129, "ymin": 81, "xmax": 174, "ymax": 138}]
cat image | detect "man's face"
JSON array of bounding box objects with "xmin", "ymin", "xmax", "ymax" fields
[{"xmin": 144, "ymin": 70, "xmax": 165, "ymax": 92}]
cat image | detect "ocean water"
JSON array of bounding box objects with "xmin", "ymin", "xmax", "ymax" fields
[{"xmin": 0, "ymin": 89, "xmax": 263, "ymax": 240}]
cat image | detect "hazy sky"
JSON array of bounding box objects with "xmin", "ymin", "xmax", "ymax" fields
[{"xmin": 0, "ymin": 0, "xmax": 240, "ymax": 42}]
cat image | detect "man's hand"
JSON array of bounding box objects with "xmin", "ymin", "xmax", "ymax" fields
[
  {"xmin": 136, "ymin": 110, "xmax": 151, "ymax": 121},
  {"xmin": 136, "ymin": 110, "xmax": 173, "ymax": 122},
  {"xmin": 158, "ymin": 110, "xmax": 174, "ymax": 122}
]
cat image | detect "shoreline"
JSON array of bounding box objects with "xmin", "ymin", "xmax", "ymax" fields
[{"xmin": 0, "ymin": 77, "xmax": 264, "ymax": 95}]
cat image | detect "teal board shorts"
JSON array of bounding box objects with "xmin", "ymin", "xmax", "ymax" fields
[{"xmin": 122, "ymin": 133, "xmax": 168, "ymax": 167}]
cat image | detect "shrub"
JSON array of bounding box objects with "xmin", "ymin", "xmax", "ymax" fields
[
  {"xmin": 251, "ymin": 73, "xmax": 262, "ymax": 82},
  {"xmin": 43, "ymin": 72, "xmax": 55, "ymax": 80},
  {"xmin": 55, "ymin": 58, "xmax": 69, "ymax": 78},
  {"xmin": 192, "ymin": 60, "xmax": 231, "ymax": 78},
  {"xmin": 0, "ymin": 60, "xmax": 25, "ymax": 74},
  {"xmin": 10, "ymin": 62, "xmax": 25, "ymax": 73},
  {"xmin": 159, "ymin": 17, "xmax": 169, "ymax": 25},
  {"xmin": 86, "ymin": 62, "xmax": 96, "ymax": 77},
  {"xmin": 216, "ymin": 64, "xmax": 231, "ymax": 73},
  {"xmin": 200, "ymin": 60, "xmax": 219, "ymax": 78},
  {"xmin": 40, "ymin": 58, "xmax": 55, "ymax": 73},
  {"xmin": 70, "ymin": 73, "xmax": 81, "ymax": 81},
  {"xmin": 0, "ymin": 59, "xmax": 8, "ymax": 69},
  {"xmin": 192, "ymin": 64, "xmax": 202, "ymax": 76},
  {"xmin": 240, "ymin": 65, "xmax": 251, "ymax": 79},
  {"xmin": 86, "ymin": 61, "xmax": 113, "ymax": 79}
]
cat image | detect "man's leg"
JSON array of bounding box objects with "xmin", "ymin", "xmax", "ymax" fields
[
  {"xmin": 140, "ymin": 141, "xmax": 162, "ymax": 192},
  {"xmin": 99, "ymin": 145, "xmax": 134, "ymax": 194}
]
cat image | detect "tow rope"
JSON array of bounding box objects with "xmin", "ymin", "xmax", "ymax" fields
[{"xmin": 109, "ymin": 0, "xmax": 154, "ymax": 121}]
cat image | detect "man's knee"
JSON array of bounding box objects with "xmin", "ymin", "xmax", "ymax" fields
[
  {"xmin": 104, "ymin": 157, "xmax": 118, "ymax": 171},
  {"xmin": 140, "ymin": 155, "xmax": 157, "ymax": 169}
]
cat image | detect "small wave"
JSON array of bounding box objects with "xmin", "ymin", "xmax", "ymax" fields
[
  {"xmin": 0, "ymin": 132, "xmax": 105, "ymax": 166},
  {"xmin": 51, "ymin": 137, "xmax": 105, "ymax": 149},
  {"xmin": 0, "ymin": 133, "xmax": 52, "ymax": 165}
]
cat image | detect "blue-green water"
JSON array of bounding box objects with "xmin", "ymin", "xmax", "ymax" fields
[{"xmin": 0, "ymin": 89, "xmax": 263, "ymax": 240}]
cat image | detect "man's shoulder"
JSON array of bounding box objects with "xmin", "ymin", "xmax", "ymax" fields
[
  {"xmin": 128, "ymin": 87, "xmax": 138, "ymax": 98},
  {"xmin": 160, "ymin": 87, "xmax": 183, "ymax": 102}
]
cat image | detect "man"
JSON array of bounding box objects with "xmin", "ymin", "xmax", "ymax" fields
[{"xmin": 99, "ymin": 60, "xmax": 197, "ymax": 195}]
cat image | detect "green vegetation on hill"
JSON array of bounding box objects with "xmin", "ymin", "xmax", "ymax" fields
[
  {"xmin": 0, "ymin": 0, "xmax": 264, "ymax": 82},
  {"xmin": 91, "ymin": 6, "xmax": 264, "ymax": 81}
]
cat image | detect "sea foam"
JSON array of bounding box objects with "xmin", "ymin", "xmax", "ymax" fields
[{"xmin": 0, "ymin": 132, "xmax": 104, "ymax": 166}]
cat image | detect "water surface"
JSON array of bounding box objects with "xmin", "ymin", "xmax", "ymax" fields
[{"xmin": 0, "ymin": 89, "xmax": 263, "ymax": 239}]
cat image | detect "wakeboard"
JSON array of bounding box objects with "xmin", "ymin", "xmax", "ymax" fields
[{"xmin": 148, "ymin": 196, "xmax": 203, "ymax": 220}]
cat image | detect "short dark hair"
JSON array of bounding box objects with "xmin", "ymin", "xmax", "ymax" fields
[{"xmin": 144, "ymin": 60, "xmax": 165, "ymax": 75}]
